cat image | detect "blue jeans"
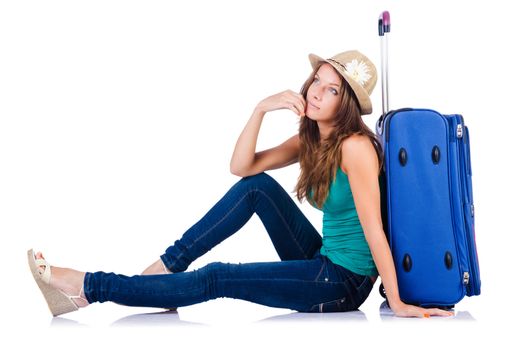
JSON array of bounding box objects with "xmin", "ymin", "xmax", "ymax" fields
[{"xmin": 83, "ymin": 173, "xmax": 374, "ymax": 312}]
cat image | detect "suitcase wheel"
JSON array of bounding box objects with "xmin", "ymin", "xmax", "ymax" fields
[{"xmin": 379, "ymin": 283, "xmax": 386, "ymax": 299}]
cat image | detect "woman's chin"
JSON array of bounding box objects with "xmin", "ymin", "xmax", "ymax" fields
[{"xmin": 304, "ymin": 113, "xmax": 316, "ymax": 121}]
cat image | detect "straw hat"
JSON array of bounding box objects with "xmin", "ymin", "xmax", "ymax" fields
[{"xmin": 309, "ymin": 50, "xmax": 377, "ymax": 115}]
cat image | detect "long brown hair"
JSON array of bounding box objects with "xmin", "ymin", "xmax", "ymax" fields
[{"xmin": 295, "ymin": 62, "xmax": 383, "ymax": 208}]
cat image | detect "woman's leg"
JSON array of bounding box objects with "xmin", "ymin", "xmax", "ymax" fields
[
  {"xmin": 159, "ymin": 173, "xmax": 322, "ymax": 273},
  {"xmin": 85, "ymin": 254, "xmax": 374, "ymax": 313}
]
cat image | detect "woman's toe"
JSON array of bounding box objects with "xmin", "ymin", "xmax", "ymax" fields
[{"xmin": 34, "ymin": 252, "xmax": 47, "ymax": 274}]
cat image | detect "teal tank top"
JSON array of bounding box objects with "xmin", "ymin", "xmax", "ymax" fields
[{"xmin": 312, "ymin": 167, "xmax": 378, "ymax": 276}]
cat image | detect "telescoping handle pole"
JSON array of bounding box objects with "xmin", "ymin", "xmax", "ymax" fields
[{"xmin": 379, "ymin": 11, "xmax": 390, "ymax": 116}]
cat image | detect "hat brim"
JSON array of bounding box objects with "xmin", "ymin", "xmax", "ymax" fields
[{"xmin": 308, "ymin": 53, "xmax": 372, "ymax": 115}]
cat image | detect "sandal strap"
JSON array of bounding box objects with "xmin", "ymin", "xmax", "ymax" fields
[
  {"xmin": 63, "ymin": 286, "xmax": 88, "ymax": 305},
  {"xmin": 75, "ymin": 286, "xmax": 88, "ymax": 303},
  {"xmin": 33, "ymin": 252, "xmax": 88, "ymax": 305},
  {"xmin": 35, "ymin": 257, "xmax": 51, "ymax": 284},
  {"xmin": 162, "ymin": 262, "xmax": 170, "ymax": 274}
]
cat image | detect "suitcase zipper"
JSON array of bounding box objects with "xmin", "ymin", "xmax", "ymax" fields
[
  {"xmin": 463, "ymin": 271, "xmax": 470, "ymax": 285},
  {"xmin": 457, "ymin": 124, "xmax": 463, "ymax": 138},
  {"xmin": 450, "ymin": 115, "xmax": 474, "ymax": 295},
  {"xmin": 455, "ymin": 115, "xmax": 480, "ymax": 296},
  {"xmin": 463, "ymin": 205, "xmax": 480, "ymax": 295}
]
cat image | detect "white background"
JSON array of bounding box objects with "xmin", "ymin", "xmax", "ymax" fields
[{"xmin": 1, "ymin": 0, "xmax": 526, "ymax": 348}]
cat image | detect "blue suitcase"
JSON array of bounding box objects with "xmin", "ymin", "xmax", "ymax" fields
[{"xmin": 376, "ymin": 12, "xmax": 481, "ymax": 307}]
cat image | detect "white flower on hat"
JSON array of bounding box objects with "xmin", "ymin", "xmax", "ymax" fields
[{"xmin": 344, "ymin": 59, "xmax": 371, "ymax": 87}]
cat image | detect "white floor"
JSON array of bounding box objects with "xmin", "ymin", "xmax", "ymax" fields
[
  {"xmin": 46, "ymin": 294, "xmax": 479, "ymax": 328},
  {"xmin": 11, "ymin": 275, "xmax": 521, "ymax": 350}
]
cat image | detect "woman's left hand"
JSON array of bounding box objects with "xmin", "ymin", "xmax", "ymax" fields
[{"xmin": 390, "ymin": 300, "xmax": 454, "ymax": 318}]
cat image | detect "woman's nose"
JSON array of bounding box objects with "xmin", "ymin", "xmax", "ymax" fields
[{"xmin": 313, "ymin": 86, "xmax": 323, "ymax": 100}]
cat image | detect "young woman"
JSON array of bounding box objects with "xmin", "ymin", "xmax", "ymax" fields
[{"xmin": 28, "ymin": 50, "xmax": 453, "ymax": 318}]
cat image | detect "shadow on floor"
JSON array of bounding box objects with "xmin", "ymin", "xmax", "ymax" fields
[
  {"xmin": 378, "ymin": 301, "xmax": 476, "ymax": 321},
  {"xmin": 256, "ymin": 309, "xmax": 368, "ymax": 323},
  {"xmin": 109, "ymin": 309, "xmax": 207, "ymax": 327},
  {"xmin": 49, "ymin": 301, "xmax": 475, "ymax": 327}
]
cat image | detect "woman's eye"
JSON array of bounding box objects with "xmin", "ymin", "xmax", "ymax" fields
[{"xmin": 330, "ymin": 88, "xmax": 338, "ymax": 95}]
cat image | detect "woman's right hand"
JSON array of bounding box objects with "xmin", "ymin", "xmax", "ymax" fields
[
  {"xmin": 390, "ymin": 300, "xmax": 454, "ymax": 318},
  {"xmin": 255, "ymin": 90, "xmax": 306, "ymax": 117}
]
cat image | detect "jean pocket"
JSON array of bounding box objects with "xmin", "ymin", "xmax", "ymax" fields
[{"xmin": 308, "ymin": 297, "xmax": 348, "ymax": 313}]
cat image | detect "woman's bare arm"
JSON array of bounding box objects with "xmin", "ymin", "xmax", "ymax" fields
[
  {"xmin": 230, "ymin": 90, "xmax": 305, "ymax": 177},
  {"xmin": 341, "ymin": 134, "xmax": 453, "ymax": 318}
]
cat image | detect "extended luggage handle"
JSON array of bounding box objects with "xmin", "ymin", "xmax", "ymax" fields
[{"xmin": 376, "ymin": 10, "xmax": 391, "ymax": 136}]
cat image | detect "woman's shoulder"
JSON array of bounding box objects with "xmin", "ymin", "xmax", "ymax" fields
[
  {"xmin": 341, "ymin": 133, "xmax": 375, "ymax": 154},
  {"xmin": 341, "ymin": 134, "xmax": 378, "ymax": 173}
]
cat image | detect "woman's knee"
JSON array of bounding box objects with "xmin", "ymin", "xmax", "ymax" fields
[
  {"xmin": 198, "ymin": 262, "xmax": 233, "ymax": 294},
  {"xmin": 241, "ymin": 172, "xmax": 271, "ymax": 182},
  {"xmin": 238, "ymin": 172, "xmax": 279, "ymax": 191},
  {"xmin": 200, "ymin": 262, "xmax": 231, "ymax": 280}
]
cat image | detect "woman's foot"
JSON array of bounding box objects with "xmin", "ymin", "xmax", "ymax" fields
[
  {"xmin": 141, "ymin": 258, "xmax": 171, "ymax": 275},
  {"xmin": 35, "ymin": 252, "xmax": 89, "ymax": 308}
]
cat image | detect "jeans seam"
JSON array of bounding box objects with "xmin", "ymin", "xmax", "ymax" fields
[
  {"xmin": 314, "ymin": 263, "xmax": 325, "ymax": 282},
  {"xmin": 357, "ymin": 275, "xmax": 370, "ymax": 290},
  {"xmin": 175, "ymin": 187, "xmax": 310, "ymax": 263},
  {"xmin": 216, "ymin": 277, "xmax": 342, "ymax": 285},
  {"xmin": 256, "ymin": 188, "xmax": 309, "ymax": 259},
  {"xmin": 309, "ymin": 294, "xmax": 348, "ymax": 313},
  {"xmin": 173, "ymin": 190, "xmax": 255, "ymax": 263}
]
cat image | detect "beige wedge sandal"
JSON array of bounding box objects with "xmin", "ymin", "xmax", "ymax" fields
[{"xmin": 27, "ymin": 249, "xmax": 87, "ymax": 317}]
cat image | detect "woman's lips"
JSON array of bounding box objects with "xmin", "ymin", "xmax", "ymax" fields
[{"xmin": 308, "ymin": 101, "xmax": 320, "ymax": 110}]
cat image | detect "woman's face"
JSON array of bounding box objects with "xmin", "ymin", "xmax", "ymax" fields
[{"xmin": 305, "ymin": 63, "xmax": 342, "ymax": 123}]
